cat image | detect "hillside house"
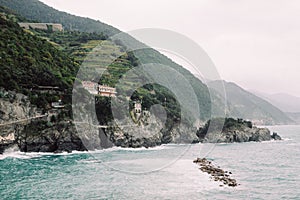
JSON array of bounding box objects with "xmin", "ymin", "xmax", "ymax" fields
[
  {"xmin": 34, "ymin": 86, "xmax": 61, "ymax": 94},
  {"xmin": 51, "ymin": 100, "xmax": 65, "ymax": 109},
  {"xmin": 134, "ymin": 101, "xmax": 142, "ymax": 113},
  {"xmin": 99, "ymin": 85, "xmax": 117, "ymax": 97},
  {"xmin": 133, "ymin": 101, "xmax": 142, "ymax": 119}
]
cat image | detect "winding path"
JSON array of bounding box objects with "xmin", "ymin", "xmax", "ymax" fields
[{"xmin": 0, "ymin": 114, "xmax": 48, "ymax": 127}]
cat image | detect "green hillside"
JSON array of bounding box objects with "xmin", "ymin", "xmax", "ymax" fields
[
  {"xmin": 0, "ymin": 0, "xmax": 119, "ymax": 35},
  {"xmin": 0, "ymin": 0, "xmax": 214, "ymax": 121},
  {"xmin": 0, "ymin": 15, "xmax": 80, "ymax": 109},
  {"xmin": 0, "ymin": 5, "xmax": 27, "ymax": 22},
  {"xmin": 0, "ymin": 11, "xmax": 192, "ymax": 135}
]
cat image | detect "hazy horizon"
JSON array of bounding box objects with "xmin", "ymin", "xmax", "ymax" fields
[{"xmin": 40, "ymin": 0, "xmax": 300, "ymax": 97}]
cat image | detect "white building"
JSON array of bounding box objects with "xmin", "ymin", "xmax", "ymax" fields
[{"xmin": 98, "ymin": 85, "xmax": 117, "ymax": 97}]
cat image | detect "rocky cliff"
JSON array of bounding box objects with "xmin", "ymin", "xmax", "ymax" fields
[
  {"xmin": 0, "ymin": 88, "xmax": 37, "ymax": 153},
  {"xmin": 0, "ymin": 90, "xmax": 282, "ymax": 154},
  {"xmin": 0, "ymin": 89, "xmax": 85, "ymax": 154},
  {"xmin": 0, "ymin": 88, "xmax": 199, "ymax": 153},
  {"xmin": 197, "ymin": 118, "xmax": 281, "ymax": 143},
  {"xmin": 105, "ymin": 121, "xmax": 198, "ymax": 148}
]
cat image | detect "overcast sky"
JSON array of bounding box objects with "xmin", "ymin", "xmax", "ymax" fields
[{"xmin": 40, "ymin": 0, "xmax": 300, "ymax": 97}]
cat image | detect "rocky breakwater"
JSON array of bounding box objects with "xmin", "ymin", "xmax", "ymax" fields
[
  {"xmin": 193, "ymin": 158, "xmax": 238, "ymax": 187},
  {"xmin": 197, "ymin": 118, "xmax": 282, "ymax": 143}
]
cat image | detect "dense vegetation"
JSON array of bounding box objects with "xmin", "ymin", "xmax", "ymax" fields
[
  {"xmin": 0, "ymin": 16, "xmax": 79, "ymax": 109},
  {"xmin": 0, "ymin": 5, "xmax": 28, "ymax": 22},
  {"xmin": 0, "ymin": 0, "xmax": 119, "ymax": 35},
  {"xmin": 133, "ymin": 48, "xmax": 213, "ymax": 120},
  {"xmin": 0, "ymin": 11, "xmax": 186, "ymax": 131}
]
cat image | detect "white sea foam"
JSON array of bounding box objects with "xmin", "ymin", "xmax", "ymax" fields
[
  {"xmin": 0, "ymin": 146, "xmax": 39, "ymax": 160},
  {"xmin": 0, "ymin": 145, "xmax": 83, "ymax": 160},
  {"xmin": 0, "ymin": 145, "xmax": 172, "ymax": 160},
  {"xmin": 76, "ymin": 144, "xmax": 174, "ymax": 154},
  {"xmin": 282, "ymin": 137, "xmax": 293, "ymax": 141},
  {"xmin": 261, "ymin": 138, "xmax": 293, "ymax": 143},
  {"xmin": 111, "ymin": 145, "xmax": 172, "ymax": 151}
]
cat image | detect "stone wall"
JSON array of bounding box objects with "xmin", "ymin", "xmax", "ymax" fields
[{"xmin": 18, "ymin": 23, "xmax": 63, "ymax": 32}]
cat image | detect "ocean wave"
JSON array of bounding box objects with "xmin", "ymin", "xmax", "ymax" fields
[
  {"xmin": 0, "ymin": 145, "xmax": 172, "ymax": 160},
  {"xmin": 109, "ymin": 145, "xmax": 173, "ymax": 151},
  {"xmin": 261, "ymin": 138, "xmax": 293, "ymax": 143},
  {"xmin": 0, "ymin": 150, "xmax": 40, "ymax": 160},
  {"xmin": 74, "ymin": 145, "xmax": 172, "ymax": 155},
  {"xmin": 261, "ymin": 140, "xmax": 280, "ymax": 143},
  {"xmin": 282, "ymin": 138, "xmax": 293, "ymax": 141},
  {"xmin": 0, "ymin": 147, "xmax": 72, "ymax": 160}
]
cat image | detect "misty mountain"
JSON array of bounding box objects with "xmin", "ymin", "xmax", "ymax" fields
[
  {"xmin": 208, "ymin": 80, "xmax": 293, "ymax": 125},
  {"xmin": 253, "ymin": 91, "xmax": 300, "ymax": 113}
]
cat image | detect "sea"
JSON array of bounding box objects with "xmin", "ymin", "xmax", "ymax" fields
[{"xmin": 0, "ymin": 125, "xmax": 299, "ymax": 200}]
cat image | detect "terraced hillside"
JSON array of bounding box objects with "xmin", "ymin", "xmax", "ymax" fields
[{"xmin": 0, "ymin": 0, "xmax": 215, "ymax": 122}]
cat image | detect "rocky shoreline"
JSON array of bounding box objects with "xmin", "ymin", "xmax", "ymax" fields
[
  {"xmin": 0, "ymin": 90, "xmax": 283, "ymax": 154},
  {"xmin": 193, "ymin": 158, "xmax": 239, "ymax": 187}
]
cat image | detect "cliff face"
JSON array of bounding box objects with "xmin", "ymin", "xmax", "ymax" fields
[
  {"xmin": 106, "ymin": 122, "xmax": 198, "ymax": 148},
  {"xmin": 0, "ymin": 89, "xmax": 86, "ymax": 154},
  {"xmin": 0, "ymin": 89, "xmax": 37, "ymax": 152},
  {"xmin": 17, "ymin": 121, "xmax": 86, "ymax": 153},
  {"xmin": 0, "ymin": 90, "xmax": 282, "ymax": 154},
  {"xmin": 0, "ymin": 89, "xmax": 198, "ymax": 153}
]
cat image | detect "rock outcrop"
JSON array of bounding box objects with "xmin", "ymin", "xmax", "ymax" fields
[{"xmin": 197, "ymin": 118, "xmax": 282, "ymax": 143}]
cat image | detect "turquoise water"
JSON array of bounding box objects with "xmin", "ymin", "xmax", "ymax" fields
[{"xmin": 1, "ymin": 125, "xmax": 299, "ymax": 199}]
